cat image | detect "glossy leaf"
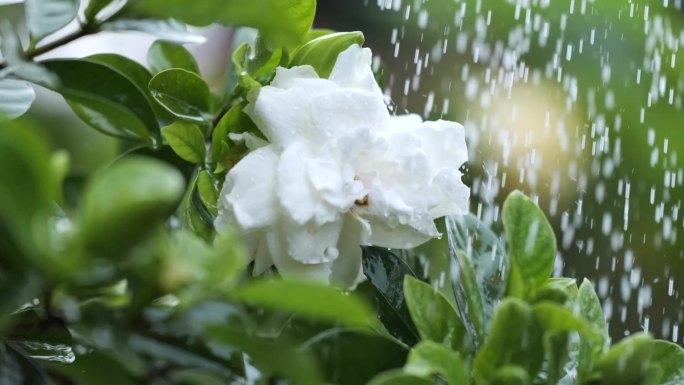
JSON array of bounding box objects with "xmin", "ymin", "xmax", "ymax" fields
[
  {"xmin": 491, "ymin": 366, "xmax": 529, "ymax": 385},
  {"xmin": 197, "ymin": 170, "xmax": 219, "ymax": 215},
  {"xmin": 0, "ymin": 78, "xmax": 35, "ymax": 120},
  {"xmin": 25, "ymin": 0, "xmax": 78, "ymax": 42},
  {"xmin": 303, "ymin": 329, "xmax": 409, "ymax": 385},
  {"xmin": 161, "ymin": 121, "xmax": 206, "ymax": 164},
  {"xmin": 404, "ymin": 341, "xmax": 469, "ymax": 385},
  {"xmin": 65, "ymin": 94, "xmax": 151, "ymax": 142},
  {"xmin": 446, "ymin": 213, "xmax": 507, "ymax": 345},
  {"xmin": 532, "ymin": 302, "xmax": 601, "ymax": 341},
  {"xmin": 80, "ymin": 156, "xmax": 185, "ymax": 254},
  {"xmin": 147, "ymin": 40, "xmax": 200, "ymax": 74},
  {"xmin": 577, "ymin": 279, "xmax": 609, "ymax": 382},
  {"xmin": 232, "ymin": 280, "xmax": 379, "ymax": 329},
  {"xmin": 367, "ymin": 370, "xmax": 434, "ymax": 385},
  {"xmin": 128, "ymin": 0, "xmax": 316, "ymax": 45},
  {"xmin": 208, "ymin": 326, "xmax": 321, "ymax": 385},
  {"xmin": 41, "ymin": 59, "xmax": 160, "ymax": 140},
  {"xmin": 590, "ymin": 333, "xmax": 654, "ymax": 385},
  {"xmin": 404, "ymin": 275, "xmax": 470, "ymax": 352},
  {"xmin": 473, "ymin": 298, "xmax": 544, "ymax": 384},
  {"xmin": 362, "ymin": 246, "xmax": 421, "ymax": 345},
  {"xmin": 502, "ymin": 190, "xmax": 557, "ymax": 298},
  {"xmin": 535, "ymin": 277, "xmax": 578, "ymax": 305},
  {"xmin": 149, "ymin": 68, "xmax": 212, "ymax": 123},
  {"xmin": 651, "ymin": 340, "xmax": 684, "ymax": 384},
  {"xmin": 290, "ymin": 31, "xmax": 365, "ymax": 78},
  {"xmin": 101, "ymin": 18, "xmax": 206, "ymax": 44}
]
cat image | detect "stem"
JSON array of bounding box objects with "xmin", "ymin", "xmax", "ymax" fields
[{"xmin": 24, "ymin": 23, "xmax": 95, "ymax": 60}]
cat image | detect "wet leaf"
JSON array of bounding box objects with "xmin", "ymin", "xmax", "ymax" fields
[
  {"xmin": 26, "ymin": 0, "xmax": 78, "ymax": 42},
  {"xmin": 42, "ymin": 59, "xmax": 160, "ymax": 141},
  {"xmin": 290, "ymin": 31, "xmax": 365, "ymax": 78},
  {"xmin": 651, "ymin": 340, "xmax": 684, "ymax": 384},
  {"xmin": 0, "ymin": 79, "xmax": 35, "ymax": 120},
  {"xmin": 367, "ymin": 370, "xmax": 434, "ymax": 385},
  {"xmin": 149, "ymin": 68, "xmax": 212, "ymax": 123},
  {"xmin": 302, "ymin": 329, "xmax": 409, "ymax": 385},
  {"xmin": 362, "ymin": 246, "xmax": 421, "ymax": 345},
  {"xmin": 128, "ymin": 0, "xmax": 316, "ymax": 45},
  {"xmin": 197, "ymin": 170, "xmax": 219, "ymax": 215},
  {"xmin": 473, "ymin": 298, "xmax": 544, "ymax": 384},
  {"xmin": 446, "ymin": 213, "xmax": 507, "ymax": 345},
  {"xmin": 590, "ymin": 333, "xmax": 654, "ymax": 385},
  {"xmin": 147, "ymin": 41, "xmax": 200, "ymax": 74},
  {"xmin": 232, "ymin": 280, "xmax": 378, "ymax": 329},
  {"xmin": 404, "ymin": 341, "xmax": 469, "ymax": 385},
  {"xmin": 80, "ymin": 156, "xmax": 185, "ymax": 254},
  {"xmin": 161, "ymin": 121, "xmax": 206, "ymax": 164},
  {"xmin": 577, "ymin": 279, "xmax": 609, "ymax": 382},
  {"xmin": 502, "ymin": 190, "xmax": 557, "ymax": 298},
  {"xmin": 403, "ymin": 275, "xmax": 470, "ymax": 352},
  {"xmin": 84, "ymin": 0, "xmax": 113, "ymax": 21}
]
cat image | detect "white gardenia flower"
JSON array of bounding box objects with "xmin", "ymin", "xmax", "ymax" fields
[{"xmin": 215, "ymin": 44, "xmax": 469, "ymax": 288}]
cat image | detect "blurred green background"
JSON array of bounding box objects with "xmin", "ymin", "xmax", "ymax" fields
[{"xmin": 16, "ymin": 0, "xmax": 683, "ymax": 344}]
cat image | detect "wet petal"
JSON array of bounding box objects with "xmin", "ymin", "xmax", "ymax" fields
[
  {"xmin": 276, "ymin": 141, "xmax": 320, "ymax": 224},
  {"xmin": 286, "ymin": 219, "xmax": 343, "ymax": 264},
  {"xmin": 329, "ymin": 44, "xmax": 383, "ymax": 95},
  {"xmin": 218, "ymin": 145, "xmax": 279, "ymax": 231},
  {"xmin": 330, "ymin": 215, "xmax": 367, "ymax": 289},
  {"xmin": 266, "ymin": 226, "xmax": 332, "ymax": 283}
]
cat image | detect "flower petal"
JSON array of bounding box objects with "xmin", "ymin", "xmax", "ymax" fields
[
  {"xmin": 276, "ymin": 141, "xmax": 319, "ymax": 224},
  {"xmin": 329, "ymin": 44, "xmax": 383, "ymax": 95},
  {"xmin": 310, "ymin": 88, "xmax": 388, "ymax": 141},
  {"xmin": 270, "ymin": 65, "xmax": 319, "ymax": 88},
  {"xmin": 218, "ymin": 145, "xmax": 279, "ymax": 231},
  {"xmin": 330, "ymin": 215, "xmax": 367, "ymax": 289},
  {"xmin": 266, "ymin": 225, "xmax": 332, "ymax": 283},
  {"xmin": 286, "ymin": 219, "xmax": 343, "ymax": 264}
]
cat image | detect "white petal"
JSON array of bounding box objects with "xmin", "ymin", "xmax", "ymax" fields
[
  {"xmin": 429, "ymin": 168, "xmax": 470, "ymax": 218},
  {"xmin": 305, "ymin": 157, "xmax": 363, "ymax": 214},
  {"xmin": 276, "ymin": 141, "xmax": 320, "ymax": 224},
  {"xmin": 219, "ymin": 145, "xmax": 279, "ymax": 231},
  {"xmin": 329, "ymin": 44, "xmax": 383, "ymax": 95},
  {"xmin": 286, "ymin": 219, "xmax": 343, "ymax": 264},
  {"xmin": 310, "ymin": 89, "xmax": 388, "ymax": 140},
  {"xmin": 270, "ymin": 65, "xmax": 320, "ymax": 88},
  {"xmin": 244, "ymin": 86, "xmax": 313, "ymax": 147},
  {"xmin": 416, "ymin": 119, "xmax": 468, "ymax": 170},
  {"xmin": 367, "ymin": 216, "xmax": 436, "ymax": 249},
  {"xmin": 266, "ymin": 225, "xmax": 332, "ymax": 283},
  {"xmin": 330, "ymin": 215, "xmax": 367, "ymax": 289}
]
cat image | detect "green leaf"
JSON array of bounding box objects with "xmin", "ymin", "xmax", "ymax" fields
[
  {"xmin": 532, "ymin": 301, "xmax": 601, "ymax": 340},
  {"xmin": 404, "ymin": 275, "xmax": 470, "ymax": 352},
  {"xmin": 367, "ymin": 370, "xmax": 434, "ymax": 385},
  {"xmin": 502, "ymin": 190, "xmax": 557, "ymax": 298},
  {"xmin": 197, "ymin": 170, "xmax": 219, "ymax": 215},
  {"xmin": 446, "ymin": 213, "xmax": 507, "ymax": 345},
  {"xmin": 535, "ymin": 277, "xmax": 578, "ymax": 305},
  {"xmin": 147, "ymin": 40, "xmax": 200, "ymax": 74},
  {"xmin": 128, "ymin": 0, "xmax": 316, "ymax": 45},
  {"xmin": 651, "ymin": 340, "xmax": 684, "ymax": 384},
  {"xmin": 0, "ymin": 78, "xmax": 35, "ymax": 120},
  {"xmin": 80, "ymin": 156, "xmax": 185, "ymax": 254},
  {"xmin": 473, "ymin": 298, "xmax": 544, "ymax": 385},
  {"xmin": 161, "ymin": 121, "xmax": 206, "ymax": 164},
  {"xmin": 590, "ymin": 333, "xmax": 654, "ymax": 385},
  {"xmin": 290, "ymin": 31, "xmax": 365, "ymax": 78},
  {"xmin": 361, "ymin": 246, "xmax": 421, "ymax": 345},
  {"xmin": 149, "ymin": 68, "xmax": 212, "ymax": 123},
  {"xmin": 101, "ymin": 18, "xmax": 206, "ymax": 44},
  {"xmin": 404, "ymin": 341, "xmax": 469, "ymax": 385},
  {"xmin": 41, "ymin": 59, "xmax": 160, "ymax": 141},
  {"xmin": 577, "ymin": 279, "xmax": 609, "ymax": 382},
  {"xmin": 84, "ymin": 0, "xmax": 112, "ymax": 21},
  {"xmin": 543, "ymin": 331, "xmax": 570, "ymax": 385},
  {"xmin": 302, "ymin": 328, "xmax": 409, "ymax": 385},
  {"xmin": 491, "ymin": 366, "xmax": 529, "ymax": 385},
  {"xmin": 208, "ymin": 326, "xmax": 321, "ymax": 385},
  {"xmin": 25, "ymin": 0, "xmax": 78, "ymax": 42},
  {"xmin": 65, "ymin": 94, "xmax": 152, "ymax": 142},
  {"xmin": 232, "ymin": 279, "xmax": 379, "ymax": 329}
]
